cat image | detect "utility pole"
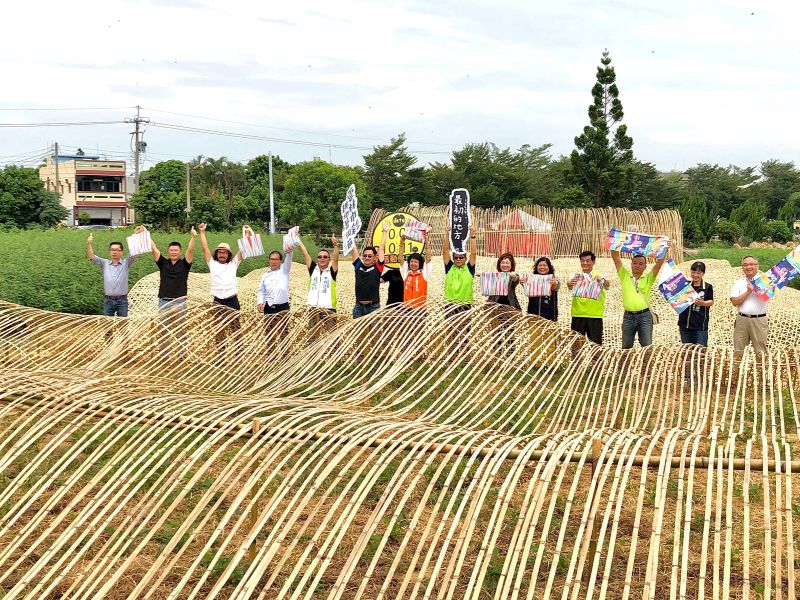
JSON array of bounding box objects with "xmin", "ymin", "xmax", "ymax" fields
[
  {"xmin": 125, "ymin": 105, "xmax": 149, "ymax": 194},
  {"xmin": 185, "ymin": 164, "xmax": 192, "ymax": 215},
  {"xmin": 268, "ymin": 151, "xmax": 275, "ymax": 233},
  {"xmin": 53, "ymin": 142, "xmax": 60, "ymax": 201}
]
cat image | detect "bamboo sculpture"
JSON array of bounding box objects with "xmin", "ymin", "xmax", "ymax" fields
[{"xmin": 0, "ymin": 257, "xmax": 797, "ymax": 598}]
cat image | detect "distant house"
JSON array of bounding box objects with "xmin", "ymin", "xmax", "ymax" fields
[
  {"xmin": 794, "ymin": 219, "xmax": 800, "ymax": 233},
  {"xmin": 39, "ymin": 152, "xmax": 132, "ymax": 226}
]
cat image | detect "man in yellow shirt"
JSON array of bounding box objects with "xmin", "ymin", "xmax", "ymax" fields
[{"xmin": 611, "ymin": 246, "xmax": 669, "ymax": 349}]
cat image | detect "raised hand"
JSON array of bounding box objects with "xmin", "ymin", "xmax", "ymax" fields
[
  {"xmin": 87, "ymin": 233, "xmax": 93, "ymax": 243},
  {"xmin": 198, "ymin": 223, "xmax": 207, "ymax": 232},
  {"xmin": 191, "ymin": 227, "xmax": 197, "ymax": 237}
]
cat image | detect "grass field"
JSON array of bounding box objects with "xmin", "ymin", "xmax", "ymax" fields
[{"xmin": 0, "ymin": 227, "xmax": 318, "ymax": 314}]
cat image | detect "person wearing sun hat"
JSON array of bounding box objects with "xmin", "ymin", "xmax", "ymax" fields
[{"xmin": 198, "ymin": 224, "xmax": 245, "ymax": 311}]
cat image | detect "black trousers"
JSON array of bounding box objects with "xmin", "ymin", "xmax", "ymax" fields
[
  {"xmin": 571, "ymin": 316, "xmax": 603, "ymax": 345},
  {"xmin": 264, "ymin": 302, "xmax": 289, "ymax": 314}
]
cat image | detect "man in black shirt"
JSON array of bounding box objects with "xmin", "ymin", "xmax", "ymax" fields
[
  {"xmin": 150, "ymin": 228, "xmax": 196, "ymax": 356},
  {"xmin": 678, "ymin": 261, "xmax": 714, "ymax": 346},
  {"xmin": 350, "ymin": 223, "xmax": 388, "ymax": 318},
  {"xmin": 151, "ymin": 228, "xmax": 196, "ymax": 310}
]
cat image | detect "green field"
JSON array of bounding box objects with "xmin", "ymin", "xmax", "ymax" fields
[{"xmin": 0, "ymin": 228, "xmax": 318, "ymax": 314}]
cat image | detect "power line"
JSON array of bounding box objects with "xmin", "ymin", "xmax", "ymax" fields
[
  {"xmin": 0, "ymin": 120, "xmax": 124, "ymax": 128},
  {"xmin": 143, "ymin": 105, "xmax": 456, "ymax": 147},
  {"xmin": 0, "ymin": 106, "xmax": 132, "ymax": 111},
  {"xmin": 149, "ymin": 121, "xmax": 453, "ymax": 155}
]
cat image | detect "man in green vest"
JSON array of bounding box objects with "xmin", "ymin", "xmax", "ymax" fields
[
  {"xmin": 442, "ymin": 224, "xmax": 477, "ymax": 317},
  {"xmin": 611, "ymin": 244, "xmax": 670, "ymax": 349}
]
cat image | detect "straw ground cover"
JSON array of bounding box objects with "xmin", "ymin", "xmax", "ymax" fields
[{"xmin": 1, "ymin": 248, "xmax": 799, "ymax": 597}]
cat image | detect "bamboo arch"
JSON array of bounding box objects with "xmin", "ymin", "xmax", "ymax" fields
[{"xmin": 0, "ymin": 254, "xmax": 798, "ymax": 598}]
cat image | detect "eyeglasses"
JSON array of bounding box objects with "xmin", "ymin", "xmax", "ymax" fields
[
  {"xmin": 362, "ymin": 254, "xmax": 374, "ymax": 258},
  {"xmin": 454, "ymin": 255, "xmax": 466, "ymax": 260},
  {"xmin": 317, "ymin": 255, "xmax": 329, "ymax": 259}
]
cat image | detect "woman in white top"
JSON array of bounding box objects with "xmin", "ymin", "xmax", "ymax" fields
[{"xmin": 257, "ymin": 250, "xmax": 293, "ymax": 314}]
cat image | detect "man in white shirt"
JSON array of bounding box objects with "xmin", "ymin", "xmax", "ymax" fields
[
  {"xmin": 729, "ymin": 255, "xmax": 769, "ymax": 354},
  {"xmin": 257, "ymin": 250, "xmax": 293, "ymax": 314},
  {"xmin": 198, "ymin": 223, "xmax": 243, "ymax": 309},
  {"xmin": 198, "ymin": 223, "xmax": 246, "ymax": 350}
]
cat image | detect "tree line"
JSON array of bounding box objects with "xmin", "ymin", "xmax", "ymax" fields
[{"xmin": 1, "ymin": 51, "xmax": 798, "ymax": 245}]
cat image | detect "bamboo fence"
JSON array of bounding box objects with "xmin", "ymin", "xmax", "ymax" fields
[
  {"xmin": 364, "ymin": 204, "xmax": 684, "ymax": 259},
  {"xmin": 0, "ymin": 253, "xmax": 798, "ymax": 598}
]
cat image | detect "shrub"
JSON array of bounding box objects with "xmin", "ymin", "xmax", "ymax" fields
[
  {"xmin": 763, "ymin": 220, "xmax": 792, "ymax": 243},
  {"xmin": 713, "ymin": 220, "xmax": 742, "ymax": 244}
]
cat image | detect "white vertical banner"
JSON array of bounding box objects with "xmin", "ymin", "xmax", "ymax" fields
[
  {"xmin": 448, "ymin": 188, "xmax": 471, "ymax": 254},
  {"xmin": 340, "ymin": 184, "xmax": 362, "ymax": 255}
]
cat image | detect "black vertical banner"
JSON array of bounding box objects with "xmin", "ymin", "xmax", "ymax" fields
[{"xmin": 448, "ymin": 188, "xmax": 471, "ymax": 254}]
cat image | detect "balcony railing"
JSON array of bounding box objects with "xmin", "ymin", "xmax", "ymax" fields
[
  {"xmin": 75, "ymin": 160, "xmax": 125, "ymax": 171},
  {"xmin": 76, "ymin": 192, "xmax": 128, "ymax": 204}
]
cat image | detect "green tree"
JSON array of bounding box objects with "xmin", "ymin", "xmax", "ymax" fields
[
  {"xmin": 777, "ymin": 191, "xmax": 800, "ymax": 227},
  {"xmin": 363, "ymin": 133, "xmax": 428, "ymax": 211},
  {"xmin": 730, "ymin": 197, "xmax": 767, "ymax": 241},
  {"xmin": 755, "ymin": 160, "xmax": 800, "ymax": 218},
  {"xmin": 763, "ymin": 220, "xmax": 792, "ymax": 243},
  {"xmin": 428, "ymin": 142, "xmax": 551, "ymax": 209},
  {"xmin": 679, "ymin": 196, "xmax": 713, "ymax": 245},
  {"xmin": 131, "ymin": 160, "xmax": 188, "ymax": 229},
  {"xmin": 187, "ymin": 195, "xmax": 228, "ymax": 231},
  {"xmin": 713, "ymin": 220, "xmax": 742, "ymax": 244},
  {"xmin": 551, "ymin": 185, "xmax": 592, "ymax": 208},
  {"xmin": 570, "ymin": 49, "xmax": 634, "ymax": 207},
  {"xmin": 0, "ymin": 165, "xmax": 65, "ymax": 227},
  {"xmin": 194, "ymin": 157, "xmax": 247, "ymax": 223},
  {"xmin": 138, "ymin": 159, "xmax": 185, "ymax": 193},
  {"xmin": 38, "ymin": 192, "xmax": 68, "ymax": 227},
  {"xmin": 278, "ymin": 161, "xmax": 367, "ymax": 234},
  {"xmin": 628, "ymin": 162, "xmax": 688, "ymax": 210},
  {"xmin": 684, "ymin": 164, "xmax": 756, "ymax": 219}
]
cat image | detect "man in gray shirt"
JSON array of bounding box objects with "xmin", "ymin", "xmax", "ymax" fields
[{"xmin": 87, "ymin": 231, "xmax": 137, "ymax": 316}]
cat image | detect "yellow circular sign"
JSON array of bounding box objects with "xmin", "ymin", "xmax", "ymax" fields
[{"xmin": 372, "ymin": 212, "xmax": 424, "ymax": 268}]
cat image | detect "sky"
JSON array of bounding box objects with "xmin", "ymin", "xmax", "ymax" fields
[{"xmin": 1, "ymin": 0, "xmax": 798, "ymax": 174}]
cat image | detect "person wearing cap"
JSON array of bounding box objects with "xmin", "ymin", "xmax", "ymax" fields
[
  {"xmin": 198, "ymin": 223, "xmax": 244, "ymax": 311},
  {"xmin": 611, "ymin": 243, "xmax": 670, "ymax": 349},
  {"xmin": 442, "ymin": 223, "xmax": 477, "ymax": 316},
  {"xmin": 730, "ymin": 255, "xmax": 769, "ymax": 354},
  {"xmin": 678, "ymin": 261, "xmax": 714, "ymax": 346}
]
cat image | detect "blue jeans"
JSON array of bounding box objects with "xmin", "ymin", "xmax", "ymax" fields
[
  {"xmin": 103, "ymin": 297, "xmax": 128, "ymax": 317},
  {"xmin": 158, "ymin": 297, "xmax": 187, "ymax": 311},
  {"xmin": 622, "ymin": 310, "xmax": 653, "ymax": 349},
  {"xmin": 679, "ymin": 327, "xmax": 708, "ymax": 347},
  {"xmin": 352, "ymin": 303, "xmax": 380, "ymax": 318}
]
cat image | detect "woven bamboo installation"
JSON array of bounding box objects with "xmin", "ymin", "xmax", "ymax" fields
[
  {"xmin": 365, "ymin": 205, "xmax": 684, "ymax": 258},
  {"xmin": 0, "ymin": 260, "xmax": 798, "ymax": 598}
]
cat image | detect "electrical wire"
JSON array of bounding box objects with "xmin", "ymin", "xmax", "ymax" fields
[
  {"xmin": 0, "ymin": 121, "xmax": 124, "ymax": 128},
  {"xmin": 143, "ymin": 106, "xmax": 456, "ymax": 147},
  {"xmin": 149, "ymin": 121, "xmax": 453, "ymax": 155}
]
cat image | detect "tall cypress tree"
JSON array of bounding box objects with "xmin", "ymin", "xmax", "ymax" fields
[{"xmin": 570, "ymin": 49, "xmax": 634, "ymax": 207}]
